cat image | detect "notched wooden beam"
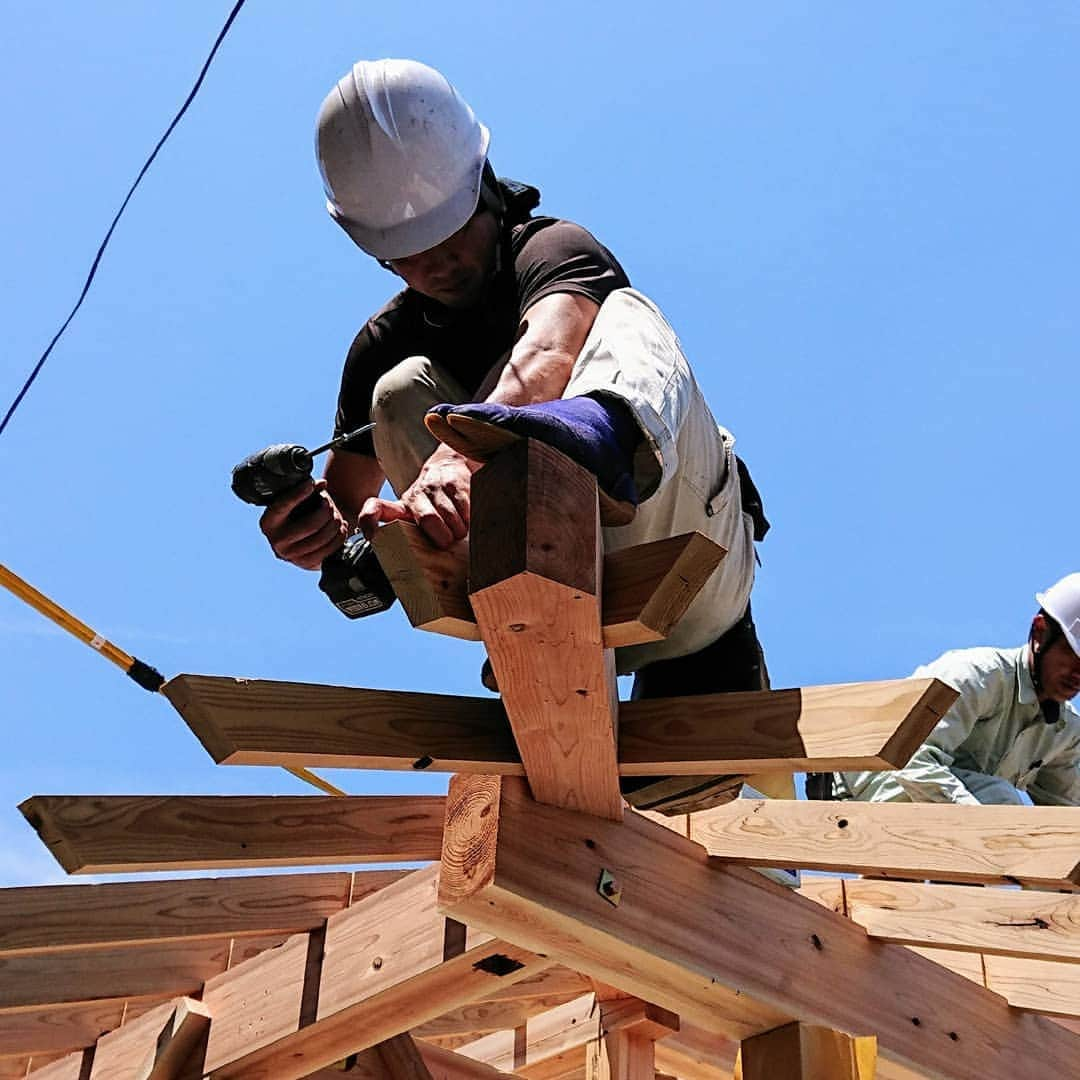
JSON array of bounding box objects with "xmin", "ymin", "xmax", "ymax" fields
[
  {"xmin": 165, "ymin": 675, "xmax": 522, "ymax": 775},
  {"xmin": 371, "ymin": 520, "xmax": 724, "ymax": 651},
  {"xmin": 618, "ymin": 678, "xmax": 957, "ymax": 775},
  {"xmin": 19, "ymin": 795, "xmax": 445, "ymax": 874}
]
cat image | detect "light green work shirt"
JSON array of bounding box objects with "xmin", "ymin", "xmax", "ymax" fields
[{"xmin": 838, "ymin": 645, "xmax": 1080, "ymax": 806}]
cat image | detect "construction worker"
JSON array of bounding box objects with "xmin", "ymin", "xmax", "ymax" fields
[
  {"xmin": 828, "ymin": 574, "xmax": 1080, "ymax": 805},
  {"xmin": 258, "ymin": 59, "xmax": 770, "ymax": 813}
]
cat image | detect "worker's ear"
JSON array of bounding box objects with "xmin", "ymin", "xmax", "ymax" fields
[{"xmin": 1031, "ymin": 612, "xmax": 1049, "ymax": 651}]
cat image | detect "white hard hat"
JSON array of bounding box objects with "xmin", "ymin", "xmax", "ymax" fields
[
  {"xmin": 316, "ymin": 59, "xmax": 491, "ymax": 260},
  {"xmin": 1036, "ymin": 573, "xmax": 1080, "ymax": 657}
]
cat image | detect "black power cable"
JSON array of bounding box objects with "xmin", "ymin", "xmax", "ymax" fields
[{"xmin": 0, "ymin": 0, "xmax": 249, "ymax": 438}]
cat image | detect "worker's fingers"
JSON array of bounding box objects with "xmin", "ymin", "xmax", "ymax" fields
[
  {"xmin": 425, "ymin": 488, "xmax": 469, "ymax": 544},
  {"xmin": 277, "ymin": 514, "xmax": 348, "ymax": 570},
  {"xmin": 357, "ymin": 497, "xmax": 412, "ymax": 540},
  {"xmin": 258, "ymin": 479, "xmax": 319, "ymax": 534}
]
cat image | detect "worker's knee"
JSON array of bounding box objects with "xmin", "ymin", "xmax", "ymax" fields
[{"xmin": 371, "ymin": 355, "xmax": 437, "ymax": 423}]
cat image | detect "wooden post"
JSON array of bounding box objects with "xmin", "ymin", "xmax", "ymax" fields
[
  {"xmin": 739, "ymin": 1023, "xmax": 876, "ymax": 1080},
  {"xmin": 469, "ymin": 440, "xmax": 622, "ymax": 820}
]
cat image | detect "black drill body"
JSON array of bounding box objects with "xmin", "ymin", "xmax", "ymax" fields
[{"xmin": 231, "ymin": 440, "xmax": 395, "ymax": 619}]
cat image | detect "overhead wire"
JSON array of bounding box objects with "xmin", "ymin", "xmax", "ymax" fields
[{"xmin": 0, "ymin": 0, "xmax": 249, "ymax": 438}]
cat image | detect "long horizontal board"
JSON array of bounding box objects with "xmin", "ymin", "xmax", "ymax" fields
[
  {"xmin": 619, "ymin": 678, "xmax": 955, "ymax": 774},
  {"xmin": 691, "ymin": 799, "xmax": 1080, "ymax": 888},
  {"xmin": 20, "ymin": 796, "xmax": 446, "ymax": 874},
  {"xmin": 166, "ymin": 674, "xmax": 951, "ymax": 780},
  {"xmin": 843, "ymin": 879, "xmax": 1080, "ymax": 962},
  {"xmin": 0, "ymin": 872, "xmax": 382, "ymax": 955},
  {"xmin": 166, "ymin": 675, "xmax": 521, "ymax": 773}
]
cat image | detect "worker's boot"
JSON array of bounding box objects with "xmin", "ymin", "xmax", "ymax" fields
[
  {"xmin": 621, "ymin": 604, "xmax": 770, "ymax": 816},
  {"xmin": 425, "ymin": 395, "xmax": 639, "ymax": 525}
]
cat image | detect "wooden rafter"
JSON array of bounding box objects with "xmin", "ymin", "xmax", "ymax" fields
[
  {"xmin": 690, "ymin": 799, "xmax": 1080, "ymax": 888},
  {"xmin": 19, "ymin": 796, "xmax": 445, "ymax": 874},
  {"xmin": 436, "ymin": 774, "xmax": 1080, "ymax": 1078}
]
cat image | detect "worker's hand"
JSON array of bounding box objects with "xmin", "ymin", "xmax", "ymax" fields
[
  {"xmin": 357, "ymin": 446, "xmax": 472, "ymax": 549},
  {"xmin": 259, "ymin": 478, "xmax": 350, "ymax": 570}
]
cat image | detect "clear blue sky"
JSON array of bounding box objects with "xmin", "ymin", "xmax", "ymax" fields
[{"xmin": 1, "ymin": 2, "xmax": 1077, "ymax": 885}]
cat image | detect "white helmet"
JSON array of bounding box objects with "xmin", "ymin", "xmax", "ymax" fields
[
  {"xmin": 316, "ymin": 59, "xmax": 491, "ymax": 260},
  {"xmin": 1036, "ymin": 573, "xmax": 1080, "ymax": 656}
]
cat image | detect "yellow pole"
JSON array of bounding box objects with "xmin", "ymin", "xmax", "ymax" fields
[{"xmin": 0, "ymin": 561, "xmax": 344, "ymax": 797}]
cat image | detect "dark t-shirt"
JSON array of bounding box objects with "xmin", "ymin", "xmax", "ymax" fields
[{"xmin": 333, "ymin": 213, "xmax": 630, "ymax": 456}]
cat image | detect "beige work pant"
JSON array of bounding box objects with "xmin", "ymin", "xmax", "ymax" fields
[{"xmin": 370, "ymin": 288, "xmax": 756, "ymax": 674}]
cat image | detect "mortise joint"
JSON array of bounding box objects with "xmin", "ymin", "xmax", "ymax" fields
[
  {"xmin": 474, "ymin": 953, "xmax": 526, "ymax": 977},
  {"xmin": 411, "ymin": 755, "xmax": 435, "ymax": 770}
]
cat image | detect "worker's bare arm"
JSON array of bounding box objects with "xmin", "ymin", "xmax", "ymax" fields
[
  {"xmin": 359, "ymin": 293, "xmax": 601, "ymax": 549},
  {"xmin": 260, "ymin": 451, "xmax": 384, "ymax": 571}
]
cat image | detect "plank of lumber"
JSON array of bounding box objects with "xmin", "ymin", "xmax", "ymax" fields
[
  {"xmin": 0, "ymin": 873, "xmax": 366, "ymax": 955},
  {"xmin": 689, "ymin": 799, "xmax": 1080, "ymax": 888},
  {"xmin": 19, "ymin": 796, "xmax": 445, "ymax": 874},
  {"xmin": 371, "ymin": 525, "xmax": 480, "ymax": 641},
  {"xmin": 738, "ymin": 1024, "xmax": 876, "ymax": 1080},
  {"xmin": 653, "ymin": 1023, "xmax": 738, "ymax": 1080},
  {"xmin": 454, "ymin": 994, "xmax": 600, "ymax": 1074},
  {"xmin": 843, "ymin": 878, "xmax": 1080, "ymax": 962},
  {"xmin": 437, "ymin": 775, "xmax": 1080, "ymax": 1080},
  {"xmin": 16, "ymin": 1051, "xmax": 92, "ymax": 1080},
  {"xmin": 413, "ymin": 995, "xmax": 589, "ymax": 1040},
  {"xmin": 200, "ymin": 866, "xmax": 550, "ymax": 1080},
  {"xmin": 90, "ymin": 997, "xmax": 210, "ymax": 1080},
  {"xmin": 983, "ymin": 954, "xmax": 1080, "ymax": 1018},
  {"xmin": 599, "ymin": 533, "xmax": 725, "ymax": 649},
  {"xmin": 794, "ymin": 877, "xmax": 846, "ymax": 915},
  {"xmin": 418, "ymin": 1040, "xmax": 523, "ymax": 1080},
  {"xmin": 0, "ymin": 1002, "xmax": 129, "ymax": 1057},
  {"xmin": 372, "ymin": 521, "xmax": 725, "ymax": 651},
  {"xmin": 619, "ymin": 679, "xmax": 955, "ymax": 775},
  {"xmin": 0, "ymin": 939, "xmax": 228, "ymax": 1011},
  {"xmin": 165, "ymin": 676, "xmax": 521, "ymax": 774},
  {"xmin": 469, "ymin": 440, "xmax": 622, "ymax": 820}
]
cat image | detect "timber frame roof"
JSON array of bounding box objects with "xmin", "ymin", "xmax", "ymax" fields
[{"xmin": 5, "ymin": 440, "xmax": 1080, "ymax": 1080}]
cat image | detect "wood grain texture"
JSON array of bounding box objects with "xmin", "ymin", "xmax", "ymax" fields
[
  {"xmin": 437, "ymin": 775, "xmax": 1080, "ymax": 1080},
  {"xmin": 14, "ymin": 1050, "xmax": 91, "ymax": 1080},
  {"xmin": 90, "ymin": 997, "xmax": 209, "ymax": 1080},
  {"xmin": 19, "ymin": 796, "xmax": 445, "ymax": 873},
  {"xmin": 690, "ymin": 799, "xmax": 1080, "ymax": 888},
  {"xmin": 739, "ymin": 1024, "xmax": 876, "ymax": 1080},
  {"xmin": 371, "ymin": 524, "xmax": 480, "ymax": 641},
  {"xmin": 0, "ymin": 873, "xmax": 356, "ymax": 955},
  {"xmin": 844, "ymin": 879, "xmax": 1080, "ymax": 961},
  {"xmin": 417, "ymin": 1040, "xmax": 524, "ymax": 1080},
  {"xmin": 618, "ymin": 679, "xmax": 955, "ymax": 775},
  {"xmin": 0, "ymin": 1002, "xmax": 129, "ymax": 1057},
  {"xmin": 201, "ymin": 866, "xmax": 549, "ymax": 1080},
  {"xmin": 372, "ymin": 521, "xmax": 725, "ymax": 650},
  {"xmin": 166, "ymin": 675, "xmax": 521, "ymax": 774},
  {"xmin": 470, "ymin": 442, "xmax": 621, "ymax": 820},
  {"xmin": 983, "ymin": 954, "xmax": 1080, "ymax": 1018},
  {"xmin": 0, "ymin": 939, "xmax": 228, "ymax": 1011},
  {"xmin": 600, "ymin": 533, "xmax": 725, "ymax": 649},
  {"xmin": 653, "ymin": 1023, "xmax": 738, "ymax": 1080}
]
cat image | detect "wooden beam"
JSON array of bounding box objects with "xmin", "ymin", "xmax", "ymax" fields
[
  {"xmin": 164, "ymin": 673, "xmax": 949, "ymax": 781},
  {"xmin": 982, "ymin": 954, "xmax": 1080, "ymax": 1018},
  {"xmin": 469, "ymin": 440, "xmax": 622, "ymax": 820},
  {"xmin": 843, "ymin": 879, "xmax": 1080, "ymax": 962},
  {"xmin": 418, "ymin": 1040, "xmax": 524, "ymax": 1080},
  {"xmin": 619, "ymin": 679, "xmax": 955, "ymax": 775},
  {"xmin": 413, "ymin": 994, "xmax": 588, "ymax": 1042},
  {"xmin": 738, "ymin": 1023, "xmax": 876, "ymax": 1080},
  {"xmin": 653, "ymin": 1023, "xmax": 738, "ymax": 1080},
  {"xmin": 371, "ymin": 525, "xmax": 480, "ymax": 642},
  {"xmin": 16, "ymin": 1051, "xmax": 92, "ymax": 1080},
  {"xmin": 689, "ymin": 799, "xmax": 1080, "ymax": 889},
  {"xmin": 437, "ymin": 775, "xmax": 1080, "ymax": 1079},
  {"xmin": 600, "ymin": 533, "xmax": 725, "ymax": 649},
  {"xmin": 0, "ymin": 1002, "xmax": 130, "ymax": 1058},
  {"xmin": 0, "ymin": 873, "xmax": 368, "ymax": 955},
  {"xmin": 166, "ymin": 675, "xmax": 521, "ymax": 774},
  {"xmin": 199, "ymin": 866, "xmax": 550, "ymax": 1080},
  {"xmin": 90, "ymin": 997, "xmax": 210, "ymax": 1079},
  {"xmin": 19, "ymin": 796, "xmax": 445, "ymax": 874},
  {"xmin": 371, "ymin": 522, "xmax": 725, "ymax": 651},
  {"xmin": 0, "ymin": 939, "xmax": 228, "ymax": 1011}
]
